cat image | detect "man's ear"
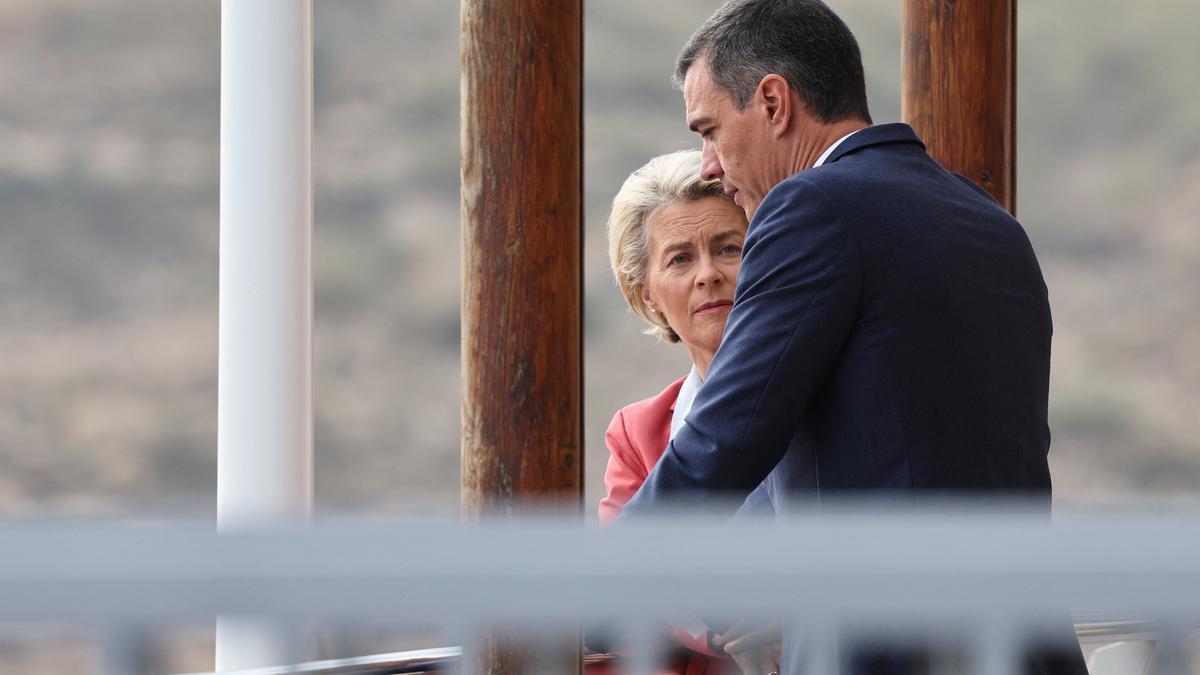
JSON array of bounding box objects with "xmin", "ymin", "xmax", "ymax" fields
[{"xmin": 756, "ymin": 74, "xmax": 792, "ymax": 138}]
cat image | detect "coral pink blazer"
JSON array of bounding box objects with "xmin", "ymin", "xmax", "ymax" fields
[
  {"xmin": 600, "ymin": 376, "xmax": 685, "ymax": 526},
  {"xmin": 597, "ymin": 376, "xmax": 733, "ymax": 675}
]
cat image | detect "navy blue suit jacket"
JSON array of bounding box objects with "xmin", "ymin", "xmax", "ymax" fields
[
  {"xmin": 622, "ymin": 123, "xmax": 1080, "ymax": 674},
  {"xmin": 623, "ymin": 123, "xmax": 1054, "ymax": 513}
]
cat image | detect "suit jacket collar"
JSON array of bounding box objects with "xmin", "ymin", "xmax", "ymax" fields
[{"xmin": 824, "ymin": 122, "xmax": 925, "ymax": 165}]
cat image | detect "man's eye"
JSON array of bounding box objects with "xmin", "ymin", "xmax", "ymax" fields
[
  {"xmin": 721, "ymin": 244, "xmax": 742, "ymax": 256},
  {"xmin": 700, "ymin": 129, "xmax": 713, "ymax": 138}
]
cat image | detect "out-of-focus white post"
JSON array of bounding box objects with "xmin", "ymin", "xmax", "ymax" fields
[{"xmin": 216, "ymin": 0, "xmax": 313, "ymax": 670}]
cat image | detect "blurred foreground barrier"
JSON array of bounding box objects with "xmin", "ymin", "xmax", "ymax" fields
[{"xmin": 1, "ymin": 505, "xmax": 1196, "ymax": 673}]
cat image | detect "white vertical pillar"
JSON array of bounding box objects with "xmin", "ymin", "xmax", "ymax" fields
[{"xmin": 216, "ymin": 0, "xmax": 313, "ymax": 670}]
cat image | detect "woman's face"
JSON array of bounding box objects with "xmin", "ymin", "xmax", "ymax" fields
[{"xmin": 642, "ymin": 196, "xmax": 747, "ymax": 373}]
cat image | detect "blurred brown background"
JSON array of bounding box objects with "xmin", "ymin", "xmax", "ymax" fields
[{"xmin": 1, "ymin": 0, "xmax": 1197, "ymax": 671}]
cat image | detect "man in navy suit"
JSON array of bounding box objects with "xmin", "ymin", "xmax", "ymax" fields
[{"xmin": 619, "ymin": 1, "xmax": 1086, "ymax": 673}]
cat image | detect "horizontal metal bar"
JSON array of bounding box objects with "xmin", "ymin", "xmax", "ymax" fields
[
  {"xmin": 182, "ymin": 647, "xmax": 619, "ymax": 675},
  {"xmin": 1073, "ymin": 619, "xmax": 1157, "ymax": 643},
  {"xmin": 189, "ymin": 646, "xmax": 462, "ymax": 674}
]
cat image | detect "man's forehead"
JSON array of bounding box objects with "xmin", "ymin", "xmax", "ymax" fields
[
  {"xmin": 683, "ymin": 58, "xmax": 712, "ymax": 103},
  {"xmin": 683, "ymin": 59, "xmax": 723, "ymax": 129},
  {"xmin": 683, "ymin": 64, "xmax": 714, "ymax": 125}
]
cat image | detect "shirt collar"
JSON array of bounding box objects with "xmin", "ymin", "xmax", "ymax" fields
[
  {"xmin": 669, "ymin": 365, "xmax": 704, "ymax": 440},
  {"xmin": 813, "ymin": 129, "xmax": 862, "ymax": 168}
]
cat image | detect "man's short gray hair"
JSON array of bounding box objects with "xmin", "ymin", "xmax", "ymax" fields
[
  {"xmin": 675, "ymin": 0, "xmax": 872, "ymax": 124},
  {"xmin": 606, "ymin": 150, "xmax": 732, "ymax": 343}
]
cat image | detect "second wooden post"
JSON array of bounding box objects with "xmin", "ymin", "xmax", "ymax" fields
[
  {"xmin": 902, "ymin": 0, "xmax": 1017, "ymax": 213},
  {"xmin": 460, "ymin": 0, "xmax": 583, "ymax": 672}
]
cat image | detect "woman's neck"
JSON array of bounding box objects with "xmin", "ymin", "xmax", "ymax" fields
[{"xmin": 687, "ymin": 345, "xmax": 714, "ymax": 380}]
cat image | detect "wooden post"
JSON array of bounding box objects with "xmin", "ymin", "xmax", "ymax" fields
[
  {"xmin": 460, "ymin": 0, "xmax": 583, "ymax": 672},
  {"xmin": 902, "ymin": 0, "xmax": 1017, "ymax": 214}
]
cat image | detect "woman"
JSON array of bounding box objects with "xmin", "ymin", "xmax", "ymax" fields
[
  {"xmin": 598, "ymin": 150, "xmax": 778, "ymax": 675},
  {"xmin": 601, "ymin": 149, "xmax": 748, "ymax": 525}
]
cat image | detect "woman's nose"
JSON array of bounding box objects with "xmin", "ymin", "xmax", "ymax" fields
[{"xmin": 694, "ymin": 257, "xmax": 724, "ymax": 286}]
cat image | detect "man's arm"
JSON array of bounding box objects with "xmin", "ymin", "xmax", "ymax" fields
[{"xmin": 620, "ymin": 177, "xmax": 861, "ymax": 516}]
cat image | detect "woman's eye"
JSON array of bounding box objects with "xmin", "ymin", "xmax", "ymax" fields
[{"xmin": 669, "ymin": 253, "xmax": 690, "ymax": 266}]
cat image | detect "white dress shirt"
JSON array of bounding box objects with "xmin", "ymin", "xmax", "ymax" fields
[{"xmin": 669, "ymin": 365, "xmax": 703, "ymax": 441}]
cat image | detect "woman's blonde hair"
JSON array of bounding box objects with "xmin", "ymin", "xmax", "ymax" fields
[{"xmin": 606, "ymin": 150, "xmax": 731, "ymax": 343}]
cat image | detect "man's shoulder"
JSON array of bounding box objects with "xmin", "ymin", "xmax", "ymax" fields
[
  {"xmin": 754, "ymin": 170, "xmax": 844, "ymax": 228},
  {"xmin": 757, "ymin": 150, "xmax": 896, "ymax": 217},
  {"xmin": 768, "ymin": 167, "xmax": 840, "ymax": 198},
  {"xmin": 761, "ymin": 132, "xmax": 995, "ymax": 225},
  {"xmin": 772, "ymin": 124, "xmax": 932, "ymax": 197}
]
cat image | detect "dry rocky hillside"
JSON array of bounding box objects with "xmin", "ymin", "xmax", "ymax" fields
[{"xmin": 0, "ymin": 0, "xmax": 1198, "ymax": 670}]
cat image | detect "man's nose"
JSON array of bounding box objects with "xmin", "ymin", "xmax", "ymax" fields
[{"xmin": 700, "ymin": 144, "xmax": 723, "ymax": 181}]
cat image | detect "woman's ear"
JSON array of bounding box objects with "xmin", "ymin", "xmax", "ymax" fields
[{"xmin": 641, "ymin": 286, "xmax": 659, "ymax": 315}]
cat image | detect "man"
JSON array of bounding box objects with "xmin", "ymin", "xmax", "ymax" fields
[{"xmin": 620, "ymin": 1, "xmax": 1086, "ymax": 673}]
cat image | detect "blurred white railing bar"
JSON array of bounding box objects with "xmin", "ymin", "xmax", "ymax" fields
[
  {"xmin": 217, "ymin": 0, "xmax": 314, "ymax": 669},
  {"xmin": 1, "ymin": 508, "xmax": 1198, "ymax": 673}
]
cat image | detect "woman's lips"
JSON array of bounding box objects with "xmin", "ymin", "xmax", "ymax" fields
[{"xmin": 695, "ymin": 300, "xmax": 733, "ymax": 315}]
